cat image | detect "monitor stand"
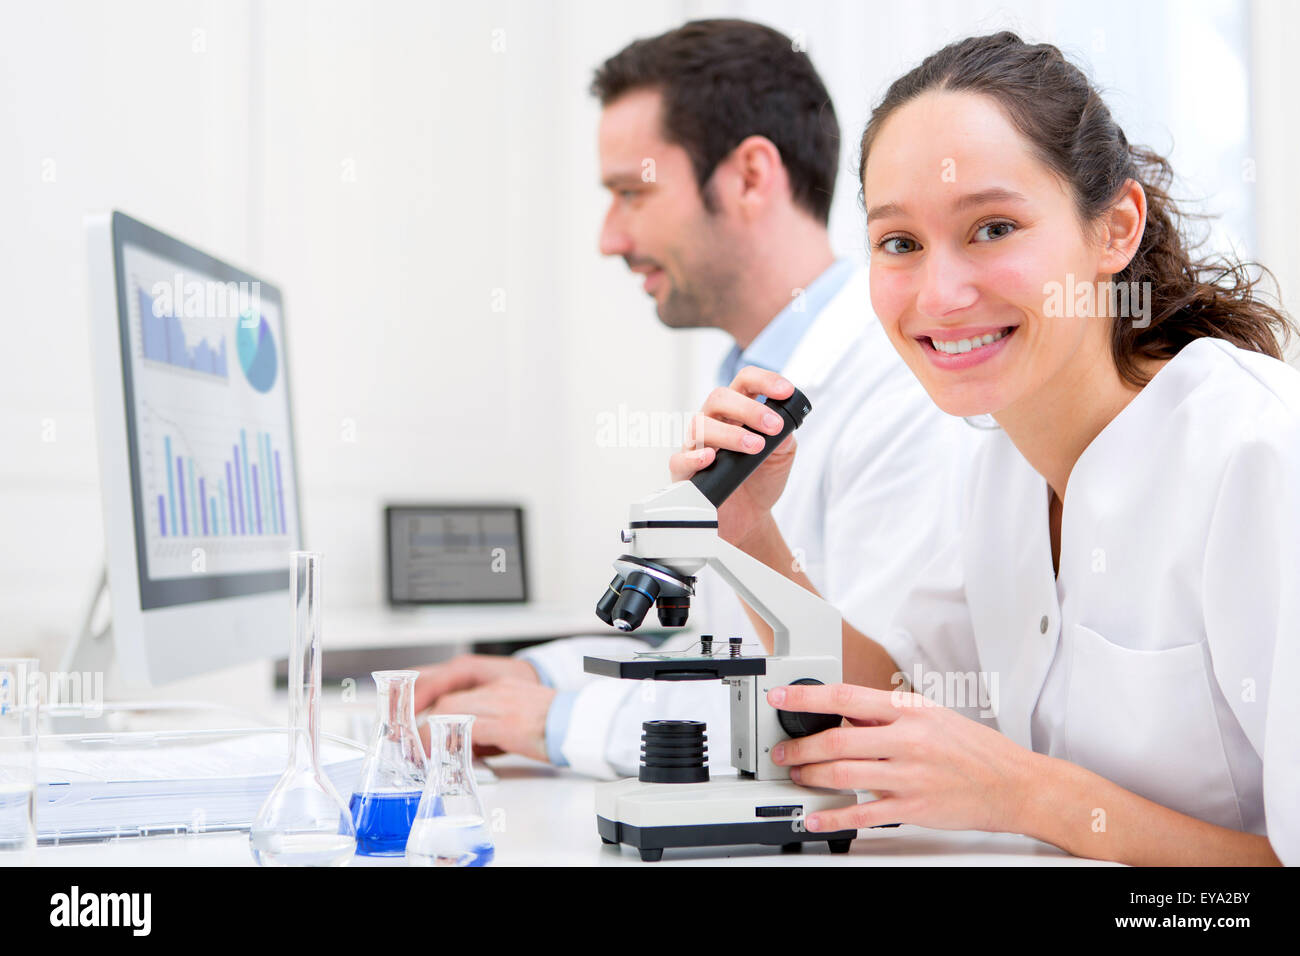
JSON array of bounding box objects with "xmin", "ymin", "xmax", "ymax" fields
[
  {"xmin": 48, "ymin": 563, "xmax": 125, "ymax": 732},
  {"xmin": 62, "ymin": 563, "xmax": 116, "ymax": 678}
]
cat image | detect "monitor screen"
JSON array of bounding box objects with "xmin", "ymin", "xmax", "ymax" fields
[
  {"xmin": 111, "ymin": 213, "xmax": 300, "ymax": 609},
  {"xmin": 386, "ymin": 505, "xmax": 527, "ymax": 604}
]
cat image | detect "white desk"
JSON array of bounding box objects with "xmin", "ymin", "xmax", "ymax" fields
[{"xmin": 21, "ymin": 756, "xmax": 1114, "ymax": 867}]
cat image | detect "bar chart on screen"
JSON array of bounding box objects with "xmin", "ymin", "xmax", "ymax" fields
[
  {"xmin": 122, "ymin": 243, "xmax": 298, "ymax": 582},
  {"xmin": 139, "ymin": 401, "xmax": 294, "ymax": 579}
]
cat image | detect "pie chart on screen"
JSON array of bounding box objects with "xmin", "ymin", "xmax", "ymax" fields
[{"xmin": 236, "ymin": 312, "xmax": 278, "ymax": 393}]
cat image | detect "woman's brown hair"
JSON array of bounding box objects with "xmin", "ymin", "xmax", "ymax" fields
[{"xmin": 858, "ymin": 31, "xmax": 1292, "ymax": 386}]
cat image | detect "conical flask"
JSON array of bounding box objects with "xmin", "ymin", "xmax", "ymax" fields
[
  {"xmin": 405, "ymin": 715, "xmax": 495, "ymax": 866},
  {"xmin": 350, "ymin": 670, "xmax": 426, "ymax": 855},
  {"xmin": 249, "ymin": 551, "xmax": 357, "ymax": 866}
]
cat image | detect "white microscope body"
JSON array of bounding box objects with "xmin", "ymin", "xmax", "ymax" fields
[{"xmin": 585, "ymin": 387, "xmax": 862, "ymax": 861}]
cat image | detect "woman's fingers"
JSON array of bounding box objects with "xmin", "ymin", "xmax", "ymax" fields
[
  {"xmin": 670, "ymin": 367, "xmax": 795, "ymax": 478},
  {"xmin": 668, "ymin": 366, "xmax": 796, "ymax": 484},
  {"xmin": 774, "ymin": 723, "xmax": 902, "ymax": 766},
  {"xmin": 803, "ymin": 796, "xmax": 913, "ymax": 833},
  {"xmin": 787, "ymin": 756, "xmax": 902, "ymax": 792},
  {"xmin": 688, "ymin": 411, "xmax": 768, "ymax": 456},
  {"xmin": 728, "ymin": 366, "xmax": 795, "ymax": 402},
  {"xmin": 698, "ymin": 382, "xmax": 790, "ymax": 440},
  {"xmin": 668, "ymin": 446, "xmax": 716, "ymax": 482},
  {"xmin": 768, "ymin": 682, "xmax": 911, "ymax": 725}
]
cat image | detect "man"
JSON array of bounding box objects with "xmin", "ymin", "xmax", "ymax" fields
[{"xmin": 413, "ymin": 19, "xmax": 977, "ymax": 778}]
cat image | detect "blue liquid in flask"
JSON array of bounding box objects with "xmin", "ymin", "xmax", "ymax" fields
[{"xmin": 350, "ymin": 790, "xmax": 422, "ymax": 856}]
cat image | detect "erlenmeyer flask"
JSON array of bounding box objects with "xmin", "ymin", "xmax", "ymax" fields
[
  {"xmin": 350, "ymin": 670, "xmax": 426, "ymax": 855},
  {"xmin": 249, "ymin": 551, "xmax": 357, "ymax": 866},
  {"xmin": 405, "ymin": 715, "xmax": 495, "ymax": 866}
]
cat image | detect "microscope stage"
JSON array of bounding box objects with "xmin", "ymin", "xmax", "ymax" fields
[{"xmin": 583, "ymin": 654, "xmax": 765, "ymax": 681}]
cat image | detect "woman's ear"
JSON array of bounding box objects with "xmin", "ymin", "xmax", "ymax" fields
[{"xmin": 1098, "ymin": 178, "xmax": 1146, "ymax": 275}]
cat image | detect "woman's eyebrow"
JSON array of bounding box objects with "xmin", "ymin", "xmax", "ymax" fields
[
  {"xmin": 952, "ymin": 187, "xmax": 1028, "ymax": 211},
  {"xmin": 866, "ymin": 187, "xmax": 1029, "ymax": 224},
  {"xmin": 865, "ymin": 201, "xmax": 906, "ymax": 224}
]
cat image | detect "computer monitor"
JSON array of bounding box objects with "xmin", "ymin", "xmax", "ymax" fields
[
  {"xmin": 85, "ymin": 211, "xmax": 302, "ymax": 685},
  {"xmin": 385, "ymin": 504, "xmax": 528, "ymax": 605}
]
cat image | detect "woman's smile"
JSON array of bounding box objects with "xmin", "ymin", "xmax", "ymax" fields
[{"xmin": 915, "ymin": 324, "xmax": 1018, "ymax": 370}]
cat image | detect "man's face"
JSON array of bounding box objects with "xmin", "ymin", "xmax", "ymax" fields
[{"xmin": 597, "ymin": 88, "xmax": 740, "ymax": 329}]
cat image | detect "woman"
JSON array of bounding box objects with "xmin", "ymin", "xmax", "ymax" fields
[{"xmin": 672, "ymin": 32, "xmax": 1298, "ymax": 865}]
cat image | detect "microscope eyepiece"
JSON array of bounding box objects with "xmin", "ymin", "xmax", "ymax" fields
[{"xmin": 690, "ymin": 387, "xmax": 811, "ymax": 508}]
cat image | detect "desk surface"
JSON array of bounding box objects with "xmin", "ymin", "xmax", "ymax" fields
[{"xmin": 20, "ymin": 757, "xmax": 1112, "ymax": 867}]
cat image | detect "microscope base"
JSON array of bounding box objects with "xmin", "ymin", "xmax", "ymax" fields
[{"xmin": 595, "ymin": 776, "xmax": 859, "ymax": 861}]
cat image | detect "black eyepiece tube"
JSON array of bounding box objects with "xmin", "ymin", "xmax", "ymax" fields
[{"xmin": 689, "ymin": 387, "xmax": 811, "ymax": 508}]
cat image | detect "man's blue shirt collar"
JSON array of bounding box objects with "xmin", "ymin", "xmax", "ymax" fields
[{"xmin": 717, "ymin": 258, "xmax": 856, "ymax": 386}]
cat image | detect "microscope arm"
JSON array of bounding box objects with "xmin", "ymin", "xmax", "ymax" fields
[{"xmin": 624, "ymin": 524, "xmax": 842, "ymax": 661}]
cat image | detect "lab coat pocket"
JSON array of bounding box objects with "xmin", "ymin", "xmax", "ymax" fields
[{"xmin": 1065, "ymin": 625, "xmax": 1241, "ymax": 830}]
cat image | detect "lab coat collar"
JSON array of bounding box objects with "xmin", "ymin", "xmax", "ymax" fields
[{"xmin": 781, "ymin": 266, "xmax": 874, "ymax": 393}]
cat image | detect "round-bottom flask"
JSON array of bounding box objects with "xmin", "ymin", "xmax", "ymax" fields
[{"xmin": 249, "ymin": 552, "xmax": 356, "ymax": 866}]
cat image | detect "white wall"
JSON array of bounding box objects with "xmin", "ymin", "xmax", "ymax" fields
[
  {"xmin": 2, "ymin": 0, "xmax": 1295, "ymax": 690},
  {"xmin": 0, "ymin": 0, "xmax": 259, "ymax": 665}
]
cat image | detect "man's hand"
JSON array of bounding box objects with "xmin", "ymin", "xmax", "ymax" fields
[
  {"xmin": 411, "ymin": 654, "xmax": 541, "ymax": 715},
  {"xmin": 419, "ymin": 679, "xmax": 555, "ymax": 764}
]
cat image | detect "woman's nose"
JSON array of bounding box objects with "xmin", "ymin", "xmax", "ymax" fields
[{"xmin": 914, "ymin": 247, "xmax": 979, "ymax": 318}]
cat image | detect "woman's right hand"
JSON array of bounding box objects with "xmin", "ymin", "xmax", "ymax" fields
[{"xmin": 669, "ymin": 366, "xmax": 799, "ymax": 549}]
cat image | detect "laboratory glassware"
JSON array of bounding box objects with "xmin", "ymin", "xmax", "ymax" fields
[
  {"xmin": 0, "ymin": 658, "xmax": 39, "ymax": 853},
  {"xmin": 405, "ymin": 714, "xmax": 495, "ymax": 866},
  {"xmin": 249, "ymin": 552, "xmax": 357, "ymax": 866},
  {"xmin": 350, "ymin": 670, "xmax": 426, "ymax": 855}
]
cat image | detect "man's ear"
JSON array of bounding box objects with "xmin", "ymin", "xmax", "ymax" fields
[
  {"xmin": 1098, "ymin": 178, "xmax": 1146, "ymax": 275},
  {"xmin": 710, "ymin": 135, "xmax": 785, "ymax": 221}
]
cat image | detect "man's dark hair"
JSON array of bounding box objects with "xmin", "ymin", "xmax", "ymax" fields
[{"xmin": 592, "ymin": 19, "xmax": 840, "ymax": 224}]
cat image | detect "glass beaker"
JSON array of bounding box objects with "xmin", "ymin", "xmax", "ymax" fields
[
  {"xmin": 405, "ymin": 715, "xmax": 495, "ymax": 866},
  {"xmin": 249, "ymin": 552, "xmax": 357, "ymax": 866},
  {"xmin": 350, "ymin": 670, "xmax": 426, "ymax": 855},
  {"xmin": 0, "ymin": 658, "xmax": 39, "ymax": 855}
]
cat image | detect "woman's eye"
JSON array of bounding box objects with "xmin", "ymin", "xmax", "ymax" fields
[
  {"xmin": 973, "ymin": 220, "xmax": 1016, "ymax": 242},
  {"xmin": 876, "ymin": 236, "xmax": 917, "ymax": 254}
]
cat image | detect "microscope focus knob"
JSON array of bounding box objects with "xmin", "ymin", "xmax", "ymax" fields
[{"xmin": 776, "ymin": 679, "xmax": 842, "ymax": 739}]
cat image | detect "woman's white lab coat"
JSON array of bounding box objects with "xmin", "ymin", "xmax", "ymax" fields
[{"xmin": 878, "ymin": 337, "xmax": 1300, "ymax": 864}]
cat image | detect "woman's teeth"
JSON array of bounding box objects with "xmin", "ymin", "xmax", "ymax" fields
[{"xmin": 929, "ymin": 328, "xmax": 1011, "ymax": 355}]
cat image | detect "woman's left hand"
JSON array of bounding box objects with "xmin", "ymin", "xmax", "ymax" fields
[{"xmin": 768, "ymin": 682, "xmax": 1039, "ymax": 834}]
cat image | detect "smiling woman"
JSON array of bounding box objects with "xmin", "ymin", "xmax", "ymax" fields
[
  {"xmin": 860, "ymin": 31, "xmax": 1290, "ymax": 412},
  {"xmin": 673, "ymin": 31, "xmax": 1300, "ymax": 867},
  {"xmin": 835, "ymin": 32, "xmax": 1300, "ymax": 865}
]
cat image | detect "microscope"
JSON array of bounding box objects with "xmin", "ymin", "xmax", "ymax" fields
[{"xmin": 585, "ymin": 386, "xmax": 861, "ymax": 861}]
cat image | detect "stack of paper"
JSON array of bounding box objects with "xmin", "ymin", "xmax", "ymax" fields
[{"xmin": 31, "ymin": 728, "xmax": 364, "ymax": 844}]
